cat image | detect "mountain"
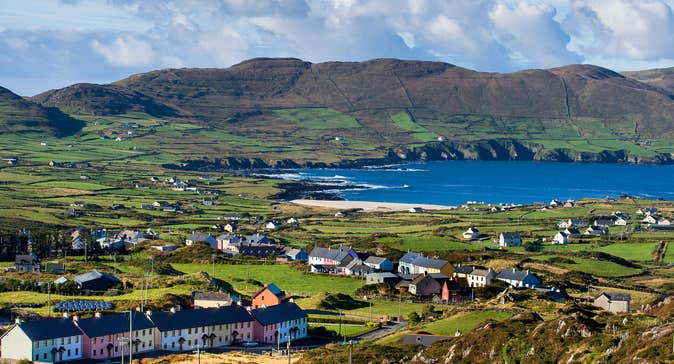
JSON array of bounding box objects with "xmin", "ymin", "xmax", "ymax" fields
[
  {"xmin": 25, "ymin": 58, "xmax": 674, "ymax": 166},
  {"xmin": 107, "ymin": 58, "xmax": 674, "ymax": 136},
  {"xmin": 31, "ymin": 83, "xmax": 179, "ymax": 117},
  {"xmin": 623, "ymin": 67, "xmax": 674, "ymax": 96},
  {"xmin": 0, "ymin": 86, "xmax": 84, "ymax": 137}
]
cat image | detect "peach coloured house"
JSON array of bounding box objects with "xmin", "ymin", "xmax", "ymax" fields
[{"xmin": 252, "ymin": 283, "xmax": 286, "ymax": 309}]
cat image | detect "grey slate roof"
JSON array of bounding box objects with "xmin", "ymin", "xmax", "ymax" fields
[
  {"xmin": 470, "ymin": 269, "xmax": 493, "ymax": 277},
  {"xmin": 454, "ymin": 265, "xmax": 475, "ymax": 275},
  {"xmin": 76, "ymin": 312, "xmax": 155, "ymax": 338},
  {"xmin": 17, "ymin": 318, "xmax": 82, "ymax": 341},
  {"xmin": 500, "ymin": 232, "xmax": 521, "ymax": 239},
  {"xmin": 600, "ymin": 292, "xmax": 631, "ymax": 302},
  {"xmin": 187, "ymin": 232, "xmax": 214, "ymax": 242},
  {"xmin": 364, "ymin": 256, "xmax": 388, "ymax": 265},
  {"xmin": 149, "ymin": 306, "xmax": 253, "ymax": 331},
  {"xmin": 399, "ymin": 252, "xmax": 448, "ymax": 269},
  {"xmin": 74, "ymin": 270, "xmax": 121, "ymax": 284},
  {"xmin": 309, "ymin": 246, "xmax": 354, "ymax": 260},
  {"xmin": 250, "ymin": 302, "xmax": 307, "ymax": 326},
  {"xmin": 496, "ymin": 269, "xmax": 533, "ymax": 282},
  {"xmin": 15, "ymin": 253, "xmax": 39, "ymax": 264}
]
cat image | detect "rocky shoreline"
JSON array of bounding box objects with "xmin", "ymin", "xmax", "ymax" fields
[{"xmin": 162, "ymin": 140, "xmax": 674, "ymax": 172}]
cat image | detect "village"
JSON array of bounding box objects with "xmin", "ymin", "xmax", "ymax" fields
[{"xmin": 0, "ymin": 195, "xmax": 662, "ymax": 362}]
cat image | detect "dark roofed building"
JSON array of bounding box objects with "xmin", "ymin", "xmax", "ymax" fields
[
  {"xmin": 0, "ymin": 318, "xmax": 83, "ymax": 362},
  {"xmin": 74, "ymin": 270, "xmax": 121, "ymax": 291},
  {"xmin": 398, "ymin": 251, "xmax": 452, "ymax": 276},
  {"xmin": 496, "ymin": 269, "xmax": 540, "ymax": 289},
  {"xmin": 15, "ymin": 253, "xmax": 40, "ymax": 273},
  {"xmin": 75, "ymin": 311, "xmax": 156, "ymax": 359},
  {"xmin": 193, "ymin": 291, "xmax": 236, "ymax": 308},
  {"xmin": 594, "ymin": 292, "xmax": 631, "ymax": 313},
  {"xmin": 251, "ymin": 302, "xmax": 308, "ymax": 344}
]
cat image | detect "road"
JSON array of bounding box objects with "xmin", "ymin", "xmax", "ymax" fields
[{"xmin": 353, "ymin": 320, "xmax": 407, "ymax": 341}]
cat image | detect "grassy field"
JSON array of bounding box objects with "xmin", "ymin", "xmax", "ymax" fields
[
  {"xmin": 172, "ymin": 263, "xmax": 364, "ymax": 296},
  {"xmin": 418, "ymin": 311, "xmax": 513, "ymax": 336}
]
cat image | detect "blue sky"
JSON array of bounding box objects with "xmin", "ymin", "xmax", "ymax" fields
[{"xmin": 1, "ymin": 0, "xmax": 674, "ymax": 95}]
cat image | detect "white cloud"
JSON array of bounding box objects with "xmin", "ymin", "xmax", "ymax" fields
[
  {"xmin": 566, "ymin": 0, "xmax": 674, "ymax": 60},
  {"xmin": 91, "ymin": 36, "xmax": 155, "ymax": 67},
  {"xmin": 2, "ymin": 0, "xmax": 674, "ymax": 95}
]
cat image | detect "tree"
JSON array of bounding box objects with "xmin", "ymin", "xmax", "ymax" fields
[
  {"xmin": 408, "ymin": 311, "xmax": 421, "ymax": 325},
  {"xmin": 523, "ymin": 239, "xmax": 543, "ymax": 252}
]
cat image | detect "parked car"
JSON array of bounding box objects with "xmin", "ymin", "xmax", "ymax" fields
[{"xmin": 242, "ymin": 340, "xmax": 259, "ymax": 347}]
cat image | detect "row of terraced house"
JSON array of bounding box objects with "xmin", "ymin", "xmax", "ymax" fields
[{"xmin": 0, "ymin": 287, "xmax": 307, "ymax": 363}]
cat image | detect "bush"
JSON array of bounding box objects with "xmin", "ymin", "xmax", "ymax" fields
[
  {"xmin": 318, "ymin": 293, "xmax": 368, "ymax": 310},
  {"xmin": 524, "ymin": 239, "xmax": 543, "ymax": 252},
  {"xmin": 408, "ymin": 311, "xmax": 421, "ymax": 325}
]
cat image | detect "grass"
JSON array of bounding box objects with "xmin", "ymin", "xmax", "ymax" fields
[
  {"xmin": 418, "ymin": 311, "xmax": 513, "ymax": 336},
  {"xmin": 390, "ymin": 112, "xmax": 438, "ymax": 142},
  {"xmin": 532, "ymin": 255, "xmax": 642, "ymax": 277},
  {"xmin": 309, "ymin": 323, "xmax": 371, "ymax": 338},
  {"xmin": 172, "ymin": 263, "xmax": 364, "ymax": 296},
  {"xmin": 273, "ymin": 108, "xmax": 361, "ymax": 130}
]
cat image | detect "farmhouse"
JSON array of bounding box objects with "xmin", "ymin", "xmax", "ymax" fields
[
  {"xmin": 15, "ymin": 253, "xmax": 40, "ymax": 273},
  {"xmin": 0, "ymin": 318, "xmax": 83, "ymax": 363},
  {"xmin": 398, "ymin": 251, "xmax": 453, "ymax": 276},
  {"xmin": 498, "ymin": 232, "xmax": 522, "ymax": 247},
  {"xmin": 462, "ymin": 227, "xmax": 480, "ymax": 239},
  {"xmin": 265, "ymin": 221, "xmax": 279, "ymax": 230},
  {"xmin": 557, "ymin": 218, "xmax": 587, "ymax": 228},
  {"xmin": 552, "ymin": 231, "xmax": 569, "ymax": 245},
  {"xmin": 251, "ymin": 302, "xmax": 308, "ymax": 344},
  {"xmin": 74, "ymin": 311, "xmax": 155, "ymax": 360},
  {"xmin": 594, "ymin": 292, "xmax": 630, "ymax": 313},
  {"xmin": 496, "ymin": 269, "xmax": 540, "ymax": 288}
]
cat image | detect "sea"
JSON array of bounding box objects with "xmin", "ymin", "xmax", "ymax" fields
[{"xmin": 259, "ymin": 161, "xmax": 674, "ymax": 205}]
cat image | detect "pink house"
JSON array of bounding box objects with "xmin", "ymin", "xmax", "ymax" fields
[
  {"xmin": 251, "ymin": 302, "xmax": 308, "ymax": 345},
  {"xmin": 74, "ymin": 311, "xmax": 156, "ymax": 360}
]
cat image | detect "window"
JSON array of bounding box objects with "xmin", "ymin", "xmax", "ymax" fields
[
  {"xmin": 202, "ymin": 327, "xmax": 205, "ymax": 333},
  {"xmin": 61, "ymin": 338, "xmax": 64, "ymax": 345},
  {"xmin": 36, "ymin": 341, "xmax": 40, "ymax": 348},
  {"xmin": 67, "ymin": 349, "xmax": 71, "ymax": 356},
  {"xmin": 100, "ymin": 349, "xmax": 103, "ymax": 355},
  {"xmin": 43, "ymin": 353, "xmax": 47, "ymax": 359},
  {"xmin": 188, "ymin": 339, "xmax": 191, "ymax": 346},
  {"xmin": 75, "ymin": 348, "xmax": 78, "ymax": 355},
  {"xmin": 142, "ymin": 329, "xmax": 146, "ymax": 335},
  {"xmin": 188, "ymin": 328, "xmax": 191, "ymax": 334},
  {"xmin": 93, "ymin": 337, "xmax": 97, "ymax": 344},
  {"xmin": 75, "ymin": 336, "xmax": 79, "ymax": 343},
  {"xmin": 172, "ymin": 342, "xmax": 175, "ymax": 348},
  {"xmin": 93, "ymin": 350, "xmax": 96, "ymax": 357},
  {"xmin": 164, "ymin": 332, "xmax": 167, "ymax": 337},
  {"xmin": 67, "ymin": 337, "xmax": 71, "ymax": 344},
  {"xmin": 36, "ymin": 354, "xmax": 39, "ymax": 360}
]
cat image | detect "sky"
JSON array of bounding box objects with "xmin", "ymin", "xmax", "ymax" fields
[{"xmin": 1, "ymin": 0, "xmax": 674, "ymax": 95}]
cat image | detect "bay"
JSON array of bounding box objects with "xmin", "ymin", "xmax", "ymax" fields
[{"xmin": 277, "ymin": 161, "xmax": 674, "ymax": 205}]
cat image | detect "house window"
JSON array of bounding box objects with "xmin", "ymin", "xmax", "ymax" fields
[
  {"xmin": 164, "ymin": 332, "xmax": 167, "ymax": 337},
  {"xmin": 93, "ymin": 350, "xmax": 96, "ymax": 357},
  {"xmin": 188, "ymin": 339, "xmax": 191, "ymax": 346},
  {"xmin": 75, "ymin": 348, "xmax": 79, "ymax": 355},
  {"xmin": 43, "ymin": 353, "xmax": 47, "ymax": 359},
  {"xmin": 36, "ymin": 354, "xmax": 39, "ymax": 360},
  {"xmin": 67, "ymin": 337, "xmax": 71, "ymax": 344},
  {"xmin": 188, "ymin": 328, "xmax": 191, "ymax": 334},
  {"xmin": 35, "ymin": 341, "xmax": 40, "ymax": 348},
  {"xmin": 93, "ymin": 337, "xmax": 97, "ymax": 344},
  {"xmin": 172, "ymin": 342, "xmax": 175, "ymax": 348},
  {"xmin": 76, "ymin": 336, "xmax": 79, "ymax": 343},
  {"xmin": 100, "ymin": 349, "xmax": 103, "ymax": 355},
  {"xmin": 67, "ymin": 349, "xmax": 71, "ymax": 356}
]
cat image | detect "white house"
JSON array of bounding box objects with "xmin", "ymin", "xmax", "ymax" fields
[
  {"xmin": 286, "ymin": 217, "xmax": 299, "ymax": 225},
  {"xmin": 553, "ymin": 231, "xmax": 569, "ymax": 245},
  {"xmin": 614, "ymin": 218, "xmax": 628, "ymax": 226},
  {"xmin": 657, "ymin": 218, "xmax": 671, "ymax": 226},
  {"xmin": 466, "ymin": 269, "xmax": 495, "ymax": 287},
  {"xmin": 266, "ymin": 222, "xmax": 279, "ymax": 230},
  {"xmin": 462, "ymin": 227, "xmax": 480, "ymax": 240},
  {"xmin": 642, "ymin": 215, "xmax": 658, "ymax": 224},
  {"xmin": 498, "ymin": 232, "xmax": 522, "ymax": 247},
  {"xmin": 186, "ymin": 232, "xmax": 217, "ymax": 248}
]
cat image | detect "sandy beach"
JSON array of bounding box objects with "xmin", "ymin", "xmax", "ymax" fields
[{"xmin": 290, "ymin": 199, "xmax": 454, "ymax": 212}]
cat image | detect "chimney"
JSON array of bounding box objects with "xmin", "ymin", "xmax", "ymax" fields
[
  {"xmin": 15, "ymin": 317, "xmax": 23, "ymax": 324},
  {"xmin": 169, "ymin": 307, "xmax": 176, "ymax": 314},
  {"xmin": 95, "ymin": 312, "xmax": 102, "ymax": 319},
  {"xmin": 72, "ymin": 315, "xmax": 79, "ymax": 322},
  {"xmin": 145, "ymin": 310, "xmax": 152, "ymax": 317},
  {"xmin": 512, "ymin": 268, "xmax": 516, "ymax": 272},
  {"xmin": 63, "ymin": 312, "xmax": 69, "ymax": 319},
  {"xmin": 136, "ymin": 306, "xmax": 141, "ymax": 312}
]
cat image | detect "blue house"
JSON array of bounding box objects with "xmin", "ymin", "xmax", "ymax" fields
[
  {"xmin": 285, "ymin": 248, "xmax": 308, "ymax": 261},
  {"xmin": 0, "ymin": 318, "xmax": 83, "ymax": 363}
]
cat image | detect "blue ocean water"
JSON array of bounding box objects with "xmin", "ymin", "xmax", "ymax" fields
[{"xmin": 271, "ymin": 161, "xmax": 674, "ymax": 205}]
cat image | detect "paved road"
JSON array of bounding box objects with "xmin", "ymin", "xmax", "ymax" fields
[{"xmin": 354, "ymin": 321, "xmax": 407, "ymax": 341}]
